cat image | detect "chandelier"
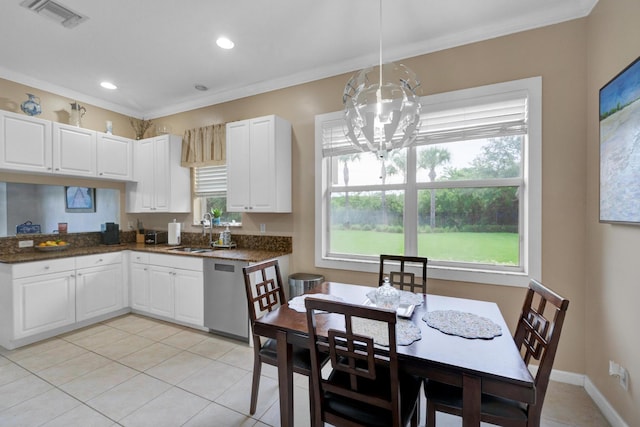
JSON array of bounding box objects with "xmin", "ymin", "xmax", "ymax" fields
[{"xmin": 343, "ymin": 0, "xmax": 422, "ymax": 159}]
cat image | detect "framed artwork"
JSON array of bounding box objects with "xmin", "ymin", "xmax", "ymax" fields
[
  {"xmin": 65, "ymin": 187, "xmax": 96, "ymax": 213},
  {"xmin": 599, "ymin": 55, "xmax": 640, "ymax": 224}
]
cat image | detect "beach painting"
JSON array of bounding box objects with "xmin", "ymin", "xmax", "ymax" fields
[{"xmin": 599, "ymin": 56, "xmax": 640, "ymax": 224}]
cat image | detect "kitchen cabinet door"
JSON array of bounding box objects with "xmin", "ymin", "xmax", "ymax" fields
[
  {"xmin": 248, "ymin": 116, "xmax": 279, "ymax": 211},
  {"xmin": 130, "ymin": 261, "xmax": 150, "ymax": 312},
  {"xmin": 97, "ymin": 133, "xmax": 133, "ymax": 180},
  {"xmin": 226, "ymin": 120, "xmax": 252, "ymax": 212},
  {"xmin": 76, "ymin": 263, "xmax": 124, "ymax": 322},
  {"xmin": 53, "ymin": 123, "xmax": 97, "ymax": 177},
  {"xmin": 134, "ymin": 137, "xmax": 156, "ymax": 211},
  {"xmin": 174, "ymin": 269, "xmax": 204, "ymax": 326},
  {"xmin": 148, "ymin": 266, "xmax": 175, "ymax": 318},
  {"xmin": 126, "ymin": 135, "xmax": 190, "ymax": 213},
  {"xmin": 152, "ymin": 135, "xmax": 170, "ymax": 210},
  {"xmin": 226, "ymin": 115, "xmax": 291, "ymax": 213},
  {"xmin": 0, "ymin": 110, "xmax": 52, "ymax": 173},
  {"xmin": 13, "ymin": 272, "xmax": 75, "ymax": 339}
]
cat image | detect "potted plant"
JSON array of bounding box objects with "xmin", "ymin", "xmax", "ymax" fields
[{"xmin": 211, "ymin": 208, "xmax": 222, "ymax": 225}]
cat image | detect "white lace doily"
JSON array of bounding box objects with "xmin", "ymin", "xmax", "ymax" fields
[
  {"xmin": 352, "ymin": 317, "xmax": 421, "ymax": 346},
  {"xmin": 423, "ymin": 310, "xmax": 502, "ymax": 339}
]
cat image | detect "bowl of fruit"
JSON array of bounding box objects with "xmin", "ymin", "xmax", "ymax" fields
[{"xmin": 35, "ymin": 240, "xmax": 70, "ymax": 251}]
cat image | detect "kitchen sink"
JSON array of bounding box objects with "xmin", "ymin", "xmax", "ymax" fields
[{"xmin": 168, "ymin": 247, "xmax": 213, "ymax": 253}]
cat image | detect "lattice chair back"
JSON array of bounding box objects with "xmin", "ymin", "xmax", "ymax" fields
[
  {"xmin": 379, "ymin": 254, "xmax": 428, "ymax": 293},
  {"xmin": 513, "ymin": 279, "xmax": 570, "ymax": 422}
]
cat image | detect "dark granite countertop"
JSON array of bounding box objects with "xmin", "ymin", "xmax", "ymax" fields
[{"xmin": 0, "ymin": 243, "xmax": 290, "ymax": 264}]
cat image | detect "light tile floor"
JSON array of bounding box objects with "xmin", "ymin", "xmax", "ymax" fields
[{"xmin": 0, "ymin": 314, "xmax": 610, "ymax": 427}]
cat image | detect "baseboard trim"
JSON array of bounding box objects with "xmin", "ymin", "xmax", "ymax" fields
[
  {"xmin": 584, "ymin": 376, "xmax": 629, "ymax": 427},
  {"xmin": 529, "ymin": 365, "xmax": 629, "ymax": 427}
]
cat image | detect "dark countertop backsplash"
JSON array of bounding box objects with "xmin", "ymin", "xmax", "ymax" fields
[{"xmin": 0, "ymin": 231, "xmax": 292, "ymax": 263}]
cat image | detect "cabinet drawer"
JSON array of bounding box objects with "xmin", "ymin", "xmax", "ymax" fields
[
  {"xmin": 149, "ymin": 253, "xmax": 203, "ymax": 271},
  {"xmin": 76, "ymin": 252, "xmax": 122, "ymax": 269},
  {"xmin": 130, "ymin": 251, "xmax": 150, "ymax": 264},
  {"xmin": 12, "ymin": 258, "xmax": 75, "ymax": 279}
]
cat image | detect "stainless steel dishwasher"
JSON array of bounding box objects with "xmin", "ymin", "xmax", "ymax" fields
[{"xmin": 203, "ymin": 259, "xmax": 250, "ymax": 342}]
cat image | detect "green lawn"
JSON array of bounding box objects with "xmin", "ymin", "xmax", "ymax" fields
[{"xmin": 330, "ymin": 230, "xmax": 519, "ymax": 265}]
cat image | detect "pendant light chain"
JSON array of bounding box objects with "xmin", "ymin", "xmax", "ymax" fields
[
  {"xmin": 342, "ymin": 0, "xmax": 422, "ymax": 158},
  {"xmin": 378, "ymin": 0, "xmax": 384, "ymax": 154},
  {"xmin": 378, "ymin": 0, "xmax": 383, "ymax": 87}
]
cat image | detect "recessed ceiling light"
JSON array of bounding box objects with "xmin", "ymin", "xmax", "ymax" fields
[
  {"xmin": 100, "ymin": 81, "xmax": 117, "ymax": 90},
  {"xmin": 194, "ymin": 84, "xmax": 208, "ymax": 91},
  {"xmin": 216, "ymin": 37, "xmax": 234, "ymax": 50}
]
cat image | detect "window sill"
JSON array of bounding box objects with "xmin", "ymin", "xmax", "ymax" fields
[{"xmin": 315, "ymin": 256, "xmax": 530, "ymax": 288}]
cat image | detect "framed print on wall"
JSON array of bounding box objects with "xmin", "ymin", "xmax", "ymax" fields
[
  {"xmin": 65, "ymin": 186, "xmax": 96, "ymax": 213},
  {"xmin": 599, "ymin": 55, "xmax": 640, "ymax": 225}
]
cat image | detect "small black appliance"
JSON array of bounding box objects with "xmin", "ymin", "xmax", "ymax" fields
[{"xmin": 101, "ymin": 222, "xmax": 120, "ymax": 245}]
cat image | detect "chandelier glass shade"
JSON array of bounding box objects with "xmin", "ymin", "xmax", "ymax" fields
[{"xmin": 343, "ymin": 62, "xmax": 422, "ymax": 158}]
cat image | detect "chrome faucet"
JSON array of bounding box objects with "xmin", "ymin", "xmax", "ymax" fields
[{"xmin": 202, "ymin": 213, "xmax": 213, "ymax": 245}]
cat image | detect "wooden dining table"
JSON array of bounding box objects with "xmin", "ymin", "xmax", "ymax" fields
[{"xmin": 253, "ymin": 281, "xmax": 535, "ymax": 427}]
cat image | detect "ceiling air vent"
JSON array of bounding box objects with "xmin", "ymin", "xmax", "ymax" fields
[{"xmin": 20, "ymin": 0, "xmax": 88, "ymax": 28}]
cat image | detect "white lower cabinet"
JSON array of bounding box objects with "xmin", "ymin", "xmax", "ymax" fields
[
  {"xmin": 0, "ymin": 258, "xmax": 77, "ymax": 346},
  {"xmin": 0, "ymin": 254, "xmax": 129, "ymax": 350},
  {"xmin": 148, "ymin": 266, "xmax": 175, "ymax": 318},
  {"xmin": 130, "ymin": 252, "xmax": 204, "ymax": 328},
  {"xmin": 130, "ymin": 252, "xmax": 150, "ymax": 311},
  {"xmin": 14, "ymin": 270, "xmax": 76, "ymax": 339},
  {"xmin": 174, "ymin": 268, "xmax": 204, "ymax": 326},
  {"xmin": 75, "ymin": 253, "xmax": 124, "ymax": 322},
  {"xmin": 0, "ymin": 250, "xmax": 209, "ymax": 350}
]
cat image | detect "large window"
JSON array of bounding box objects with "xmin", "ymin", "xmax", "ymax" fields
[
  {"xmin": 315, "ymin": 78, "xmax": 541, "ymax": 286},
  {"xmin": 193, "ymin": 165, "xmax": 241, "ymax": 224}
]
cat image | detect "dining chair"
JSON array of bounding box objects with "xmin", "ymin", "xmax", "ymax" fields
[
  {"xmin": 242, "ymin": 260, "xmax": 320, "ymax": 416},
  {"xmin": 425, "ymin": 278, "xmax": 570, "ymax": 427},
  {"xmin": 305, "ymin": 297, "xmax": 421, "ymax": 427},
  {"xmin": 379, "ymin": 254, "xmax": 429, "ymax": 293}
]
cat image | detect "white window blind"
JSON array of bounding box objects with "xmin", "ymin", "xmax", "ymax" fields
[
  {"xmin": 417, "ymin": 91, "xmax": 528, "ymax": 145},
  {"xmin": 320, "ymin": 117, "xmax": 357, "ymax": 157},
  {"xmin": 321, "ymin": 90, "xmax": 528, "ymax": 157},
  {"xmin": 194, "ymin": 165, "xmax": 227, "ymax": 197}
]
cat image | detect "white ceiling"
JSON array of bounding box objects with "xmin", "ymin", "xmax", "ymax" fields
[{"xmin": 0, "ymin": 0, "xmax": 597, "ymax": 119}]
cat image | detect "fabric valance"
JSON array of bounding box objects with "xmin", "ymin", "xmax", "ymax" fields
[{"xmin": 181, "ymin": 123, "xmax": 226, "ymax": 167}]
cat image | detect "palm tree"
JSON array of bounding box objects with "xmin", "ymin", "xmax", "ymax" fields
[
  {"xmin": 340, "ymin": 153, "xmax": 361, "ymax": 227},
  {"xmin": 381, "ymin": 151, "xmax": 407, "ymax": 225},
  {"xmin": 418, "ymin": 147, "xmax": 451, "ymax": 229}
]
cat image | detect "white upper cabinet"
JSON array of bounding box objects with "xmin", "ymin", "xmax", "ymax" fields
[
  {"xmin": 0, "ymin": 110, "xmax": 52, "ymax": 173},
  {"xmin": 97, "ymin": 132, "xmax": 133, "ymax": 181},
  {"xmin": 0, "ymin": 110, "xmax": 133, "ymax": 181},
  {"xmin": 226, "ymin": 115, "xmax": 291, "ymax": 213},
  {"xmin": 126, "ymin": 134, "xmax": 190, "ymax": 213},
  {"xmin": 53, "ymin": 123, "xmax": 97, "ymax": 177}
]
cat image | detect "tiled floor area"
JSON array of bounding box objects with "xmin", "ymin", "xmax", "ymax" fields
[{"xmin": 0, "ymin": 314, "xmax": 610, "ymax": 427}]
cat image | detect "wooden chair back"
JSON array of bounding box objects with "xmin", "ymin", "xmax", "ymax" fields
[
  {"xmin": 305, "ymin": 297, "xmax": 401, "ymax": 427},
  {"xmin": 242, "ymin": 260, "xmax": 286, "ymax": 331},
  {"xmin": 379, "ymin": 254, "xmax": 428, "ymax": 293},
  {"xmin": 513, "ymin": 279, "xmax": 570, "ymax": 424},
  {"xmin": 426, "ymin": 279, "xmax": 569, "ymax": 427}
]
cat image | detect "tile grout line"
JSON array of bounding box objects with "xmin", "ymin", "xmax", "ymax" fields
[{"xmin": 2, "ymin": 315, "xmax": 270, "ymax": 426}]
